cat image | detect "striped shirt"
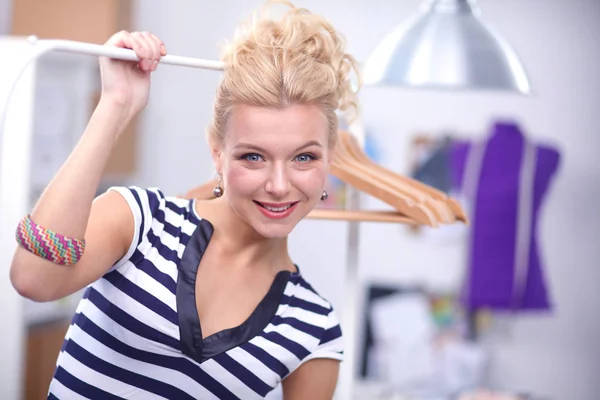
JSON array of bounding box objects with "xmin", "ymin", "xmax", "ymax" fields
[{"xmin": 48, "ymin": 186, "xmax": 344, "ymax": 399}]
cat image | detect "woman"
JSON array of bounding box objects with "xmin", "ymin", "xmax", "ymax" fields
[{"xmin": 10, "ymin": 1, "xmax": 360, "ymax": 399}]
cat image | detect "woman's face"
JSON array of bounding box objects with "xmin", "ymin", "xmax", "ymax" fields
[{"xmin": 213, "ymin": 103, "xmax": 331, "ymax": 239}]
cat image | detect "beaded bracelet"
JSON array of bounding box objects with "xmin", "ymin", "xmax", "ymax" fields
[{"xmin": 15, "ymin": 215, "xmax": 86, "ymax": 266}]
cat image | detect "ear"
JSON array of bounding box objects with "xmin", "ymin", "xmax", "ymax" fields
[
  {"xmin": 327, "ymin": 151, "xmax": 334, "ymax": 167},
  {"xmin": 326, "ymin": 141, "xmax": 336, "ymax": 167},
  {"xmin": 210, "ymin": 141, "xmax": 224, "ymax": 176}
]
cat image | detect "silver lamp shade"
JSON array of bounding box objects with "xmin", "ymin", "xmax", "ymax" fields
[{"xmin": 363, "ymin": 0, "xmax": 532, "ymax": 94}]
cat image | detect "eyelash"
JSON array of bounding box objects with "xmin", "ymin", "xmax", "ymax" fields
[
  {"xmin": 294, "ymin": 153, "xmax": 318, "ymax": 163},
  {"xmin": 241, "ymin": 153, "xmax": 264, "ymax": 162},
  {"xmin": 238, "ymin": 153, "xmax": 319, "ymax": 163}
]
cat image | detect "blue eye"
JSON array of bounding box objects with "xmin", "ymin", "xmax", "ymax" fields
[
  {"xmin": 295, "ymin": 153, "xmax": 316, "ymax": 163},
  {"xmin": 244, "ymin": 153, "xmax": 263, "ymax": 162}
]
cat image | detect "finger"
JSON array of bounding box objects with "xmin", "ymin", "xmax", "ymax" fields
[
  {"xmin": 148, "ymin": 33, "xmax": 167, "ymax": 58},
  {"xmin": 131, "ymin": 32, "xmax": 154, "ymax": 71},
  {"xmin": 127, "ymin": 34, "xmax": 150, "ymax": 71},
  {"xmin": 148, "ymin": 32, "xmax": 167, "ymax": 60},
  {"xmin": 105, "ymin": 30, "xmax": 130, "ymax": 47},
  {"xmin": 104, "ymin": 31, "xmax": 148, "ymax": 71},
  {"xmin": 106, "ymin": 31, "xmax": 144, "ymax": 59},
  {"xmin": 141, "ymin": 32, "xmax": 161, "ymax": 70}
]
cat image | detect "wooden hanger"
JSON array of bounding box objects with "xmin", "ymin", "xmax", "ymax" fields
[
  {"xmin": 330, "ymin": 134, "xmax": 439, "ymax": 226},
  {"xmin": 181, "ymin": 131, "xmax": 467, "ymax": 227},
  {"xmin": 333, "ymin": 131, "xmax": 462, "ymax": 226},
  {"xmin": 337, "ymin": 131, "xmax": 467, "ymax": 223}
]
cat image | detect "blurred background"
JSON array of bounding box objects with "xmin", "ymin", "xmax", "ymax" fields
[{"xmin": 0, "ymin": 0, "xmax": 599, "ymax": 399}]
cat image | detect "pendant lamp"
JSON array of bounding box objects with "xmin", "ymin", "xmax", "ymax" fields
[{"xmin": 363, "ymin": 0, "xmax": 532, "ymax": 94}]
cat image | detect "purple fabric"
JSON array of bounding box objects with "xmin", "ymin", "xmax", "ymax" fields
[{"xmin": 451, "ymin": 121, "xmax": 560, "ymax": 311}]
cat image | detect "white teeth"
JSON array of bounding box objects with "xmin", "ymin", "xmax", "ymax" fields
[{"xmin": 264, "ymin": 204, "xmax": 291, "ymax": 212}]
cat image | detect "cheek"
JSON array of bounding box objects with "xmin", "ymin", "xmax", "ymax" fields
[
  {"xmin": 293, "ymin": 167, "xmax": 328, "ymax": 193},
  {"xmin": 224, "ymin": 167, "xmax": 260, "ymax": 195}
]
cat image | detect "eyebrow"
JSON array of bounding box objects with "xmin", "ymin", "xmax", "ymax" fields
[{"xmin": 234, "ymin": 140, "xmax": 323, "ymax": 152}]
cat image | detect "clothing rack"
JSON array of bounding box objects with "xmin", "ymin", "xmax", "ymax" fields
[
  {"xmin": 0, "ymin": 37, "xmax": 467, "ymax": 400},
  {"xmin": 25, "ymin": 35, "xmax": 225, "ymax": 70}
]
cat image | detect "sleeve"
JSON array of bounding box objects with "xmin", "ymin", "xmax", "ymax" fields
[
  {"xmin": 106, "ymin": 186, "xmax": 165, "ymax": 272},
  {"xmin": 303, "ymin": 307, "xmax": 344, "ymax": 363}
]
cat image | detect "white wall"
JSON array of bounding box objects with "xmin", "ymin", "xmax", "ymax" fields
[{"xmin": 132, "ymin": 1, "xmax": 600, "ymax": 399}]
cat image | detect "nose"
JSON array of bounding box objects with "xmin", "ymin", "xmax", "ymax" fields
[{"xmin": 264, "ymin": 164, "xmax": 291, "ymax": 199}]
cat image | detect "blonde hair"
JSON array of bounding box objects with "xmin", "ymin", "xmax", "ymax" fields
[{"xmin": 207, "ymin": 0, "xmax": 361, "ymax": 149}]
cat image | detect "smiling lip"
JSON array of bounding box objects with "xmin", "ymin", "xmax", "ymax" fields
[{"xmin": 254, "ymin": 200, "xmax": 299, "ymax": 219}]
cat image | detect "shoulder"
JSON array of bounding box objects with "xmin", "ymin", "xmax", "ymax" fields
[
  {"xmin": 106, "ymin": 186, "xmax": 201, "ymax": 263},
  {"xmin": 285, "ymin": 275, "xmax": 344, "ymax": 363},
  {"xmin": 285, "ymin": 275, "xmax": 337, "ymax": 317},
  {"xmin": 105, "ymin": 186, "xmax": 203, "ymax": 274},
  {"xmin": 107, "ymin": 185, "xmax": 169, "ymax": 211},
  {"xmin": 278, "ymin": 274, "xmax": 343, "ymax": 396},
  {"xmin": 107, "ymin": 186, "xmax": 200, "ymax": 226},
  {"xmin": 294, "ymin": 277, "xmax": 337, "ymax": 315}
]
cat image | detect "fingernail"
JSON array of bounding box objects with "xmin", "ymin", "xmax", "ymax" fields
[
  {"xmin": 160, "ymin": 44, "xmax": 166, "ymax": 54},
  {"xmin": 152, "ymin": 60, "xmax": 158, "ymax": 70}
]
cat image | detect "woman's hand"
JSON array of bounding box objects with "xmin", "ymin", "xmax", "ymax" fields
[{"xmin": 99, "ymin": 30, "xmax": 166, "ymax": 123}]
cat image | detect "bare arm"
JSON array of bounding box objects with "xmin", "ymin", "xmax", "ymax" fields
[
  {"xmin": 10, "ymin": 102, "xmax": 132, "ymax": 301},
  {"xmin": 282, "ymin": 359, "xmax": 340, "ymax": 400},
  {"xmin": 9, "ymin": 31, "xmax": 165, "ymax": 302}
]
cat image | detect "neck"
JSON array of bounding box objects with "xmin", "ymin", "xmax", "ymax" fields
[{"xmin": 199, "ymin": 197, "xmax": 292, "ymax": 271}]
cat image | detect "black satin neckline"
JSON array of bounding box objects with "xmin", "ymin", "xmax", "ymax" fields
[{"xmin": 176, "ymin": 210, "xmax": 295, "ymax": 363}]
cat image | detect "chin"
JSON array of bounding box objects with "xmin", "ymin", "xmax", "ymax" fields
[{"xmin": 252, "ymin": 223, "xmax": 295, "ymax": 239}]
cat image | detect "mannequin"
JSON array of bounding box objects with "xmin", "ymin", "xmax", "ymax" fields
[{"xmin": 452, "ymin": 121, "xmax": 561, "ymax": 311}]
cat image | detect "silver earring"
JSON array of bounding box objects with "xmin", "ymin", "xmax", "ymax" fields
[
  {"xmin": 320, "ymin": 189, "xmax": 328, "ymax": 201},
  {"xmin": 213, "ymin": 177, "xmax": 224, "ymax": 198}
]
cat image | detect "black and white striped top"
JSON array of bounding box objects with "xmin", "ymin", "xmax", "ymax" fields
[{"xmin": 48, "ymin": 186, "xmax": 343, "ymax": 399}]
